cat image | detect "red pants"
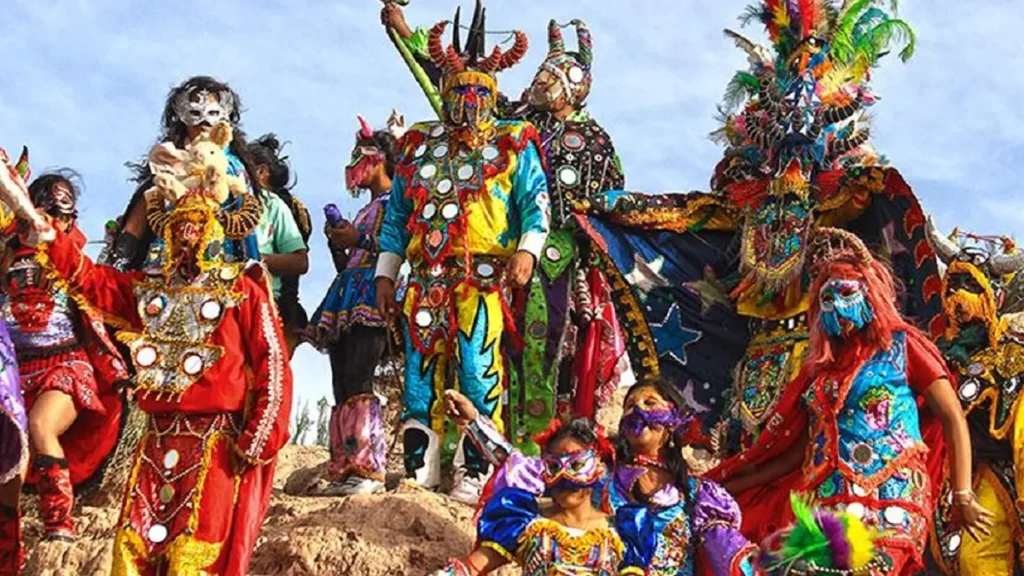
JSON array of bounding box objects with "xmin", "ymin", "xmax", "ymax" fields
[{"xmin": 112, "ymin": 414, "xmax": 262, "ymax": 575}]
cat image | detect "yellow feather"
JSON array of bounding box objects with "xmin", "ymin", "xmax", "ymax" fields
[
  {"xmin": 838, "ymin": 513, "xmax": 877, "ymax": 569},
  {"xmin": 773, "ymin": 5, "xmax": 791, "ymax": 28}
]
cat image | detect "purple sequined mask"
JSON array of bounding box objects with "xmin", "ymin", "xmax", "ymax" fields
[{"xmin": 620, "ymin": 406, "xmax": 688, "ymax": 438}]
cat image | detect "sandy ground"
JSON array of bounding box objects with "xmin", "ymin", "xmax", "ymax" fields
[{"xmin": 21, "ymin": 443, "xmax": 520, "ymax": 576}]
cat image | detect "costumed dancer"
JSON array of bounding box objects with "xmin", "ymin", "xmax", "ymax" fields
[
  {"xmin": 384, "ymin": 2, "xmax": 628, "ymax": 450},
  {"xmin": 0, "ymin": 128, "xmax": 292, "ymax": 574},
  {"xmin": 925, "ymin": 219, "xmax": 1024, "ymax": 575},
  {"xmin": 712, "ymin": 228, "xmax": 991, "ymax": 575},
  {"xmin": 0, "ymin": 149, "xmax": 26, "ymax": 575},
  {"xmin": 305, "ymin": 114, "xmax": 403, "ymax": 496},
  {"xmin": 499, "ymin": 19, "xmax": 629, "ymax": 434},
  {"xmin": 374, "ymin": 3, "xmax": 549, "ymax": 503},
  {"xmin": 432, "ymin": 396, "xmax": 622, "ymax": 576},
  {"xmin": 104, "ymin": 75, "xmax": 261, "ymax": 272},
  {"xmin": 247, "ymin": 134, "xmax": 311, "ymax": 356},
  {"xmin": 458, "ymin": 378, "xmax": 759, "ymax": 575},
  {"xmin": 0, "ymin": 161, "xmax": 129, "ymax": 552},
  {"xmin": 614, "ymin": 380, "xmax": 758, "ymax": 575},
  {"xmin": 0, "ymin": 338, "xmax": 23, "ymax": 575},
  {"xmin": 575, "ymin": 0, "xmax": 942, "ymax": 463}
]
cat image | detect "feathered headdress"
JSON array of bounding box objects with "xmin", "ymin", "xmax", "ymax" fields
[{"xmin": 426, "ymin": 0, "xmax": 528, "ymax": 79}]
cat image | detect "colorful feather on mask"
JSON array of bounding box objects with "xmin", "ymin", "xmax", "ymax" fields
[{"xmin": 14, "ymin": 147, "xmax": 29, "ymax": 182}]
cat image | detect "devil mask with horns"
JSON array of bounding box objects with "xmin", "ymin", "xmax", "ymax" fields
[
  {"xmin": 427, "ymin": 1, "xmax": 528, "ymax": 148},
  {"xmin": 926, "ymin": 217, "xmax": 1024, "ymax": 348},
  {"xmin": 528, "ymin": 19, "xmax": 593, "ymax": 111},
  {"xmin": 345, "ymin": 115, "xmax": 401, "ymax": 196}
]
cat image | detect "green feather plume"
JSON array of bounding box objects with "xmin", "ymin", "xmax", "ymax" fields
[
  {"xmin": 780, "ymin": 493, "xmax": 834, "ymax": 568},
  {"xmin": 832, "ymin": 1, "xmax": 915, "ymax": 66},
  {"xmin": 723, "ymin": 72, "xmax": 761, "ymax": 112}
]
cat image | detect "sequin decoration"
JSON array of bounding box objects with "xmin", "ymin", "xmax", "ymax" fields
[
  {"xmin": 148, "ymin": 524, "xmax": 168, "ymax": 543},
  {"xmin": 120, "ymin": 273, "xmax": 241, "ymax": 400}
]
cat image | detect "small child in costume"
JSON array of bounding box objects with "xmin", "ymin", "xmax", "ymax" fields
[
  {"xmin": 432, "ymin": 390, "xmax": 622, "ymax": 575},
  {"xmin": 304, "ymin": 115, "xmax": 402, "ymax": 496}
]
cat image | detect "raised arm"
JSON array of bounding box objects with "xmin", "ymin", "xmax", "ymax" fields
[
  {"xmin": 37, "ymin": 228, "xmax": 140, "ymax": 328},
  {"xmin": 233, "ymin": 268, "xmax": 294, "ymax": 465}
]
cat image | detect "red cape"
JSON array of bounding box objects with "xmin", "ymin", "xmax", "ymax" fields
[{"xmin": 708, "ymin": 328, "xmax": 949, "ymax": 543}]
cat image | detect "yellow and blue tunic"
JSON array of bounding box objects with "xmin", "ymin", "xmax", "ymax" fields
[{"xmin": 377, "ymin": 119, "xmax": 549, "ymax": 435}]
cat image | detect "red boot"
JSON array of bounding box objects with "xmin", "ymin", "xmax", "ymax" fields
[
  {"xmin": 34, "ymin": 455, "xmax": 76, "ymax": 541},
  {"xmin": 0, "ymin": 503, "xmax": 22, "ymax": 575}
]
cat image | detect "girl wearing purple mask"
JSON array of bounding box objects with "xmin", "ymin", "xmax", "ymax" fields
[
  {"xmin": 614, "ymin": 380, "xmax": 758, "ymax": 575},
  {"xmin": 430, "ymin": 389, "xmax": 622, "ymax": 576}
]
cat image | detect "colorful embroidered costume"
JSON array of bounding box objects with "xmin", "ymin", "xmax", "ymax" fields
[
  {"xmin": 498, "ymin": 20, "xmax": 628, "ymax": 451},
  {"xmin": 614, "ymin": 471, "xmax": 757, "ymax": 576},
  {"xmin": 306, "ymin": 116, "xmax": 399, "ymax": 495},
  {"xmin": 0, "ymin": 162, "xmax": 131, "ymax": 567},
  {"xmin": 926, "ymin": 222, "xmax": 1024, "ymax": 575},
  {"xmin": 2, "ymin": 230, "xmax": 129, "ymax": 518},
  {"xmin": 2, "ymin": 134, "xmax": 293, "ymax": 574},
  {"xmin": 0, "ymin": 318, "xmax": 25, "ymax": 575},
  {"xmin": 712, "ymin": 229, "xmax": 950, "ymax": 576},
  {"xmin": 478, "ymin": 488, "xmax": 623, "ymax": 576},
  {"xmin": 575, "ymin": 0, "xmax": 942, "ymax": 458},
  {"xmin": 376, "ymin": 5, "xmax": 550, "ymax": 498},
  {"xmin": 453, "ymin": 415, "xmax": 623, "ymax": 576},
  {"xmin": 466, "ymin": 413, "xmax": 756, "ymax": 576},
  {"xmin": 396, "ymin": 12, "xmax": 627, "ymax": 450}
]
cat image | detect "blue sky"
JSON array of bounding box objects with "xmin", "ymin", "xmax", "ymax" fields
[{"xmin": 2, "ymin": 1, "xmax": 1023, "ymax": 408}]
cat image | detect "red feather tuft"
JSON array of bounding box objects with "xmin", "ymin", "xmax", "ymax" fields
[{"xmin": 800, "ymin": 0, "xmax": 816, "ymax": 37}]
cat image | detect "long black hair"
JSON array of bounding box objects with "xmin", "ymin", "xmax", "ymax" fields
[
  {"xmin": 115, "ymin": 76, "xmax": 261, "ymax": 270},
  {"xmin": 541, "ymin": 417, "xmax": 603, "ymax": 454},
  {"xmin": 248, "ymin": 134, "xmax": 295, "ymax": 200},
  {"xmin": 248, "ymin": 134, "xmax": 311, "ymax": 244},
  {"xmin": 614, "ymin": 380, "xmax": 691, "ymax": 495},
  {"xmin": 129, "ymin": 76, "xmax": 258, "ymax": 187}
]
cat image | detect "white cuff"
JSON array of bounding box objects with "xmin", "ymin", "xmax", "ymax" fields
[
  {"xmin": 517, "ymin": 231, "xmax": 548, "ymax": 260},
  {"xmin": 375, "ymin": 252, "xmax": 403, "ymax": 281}
]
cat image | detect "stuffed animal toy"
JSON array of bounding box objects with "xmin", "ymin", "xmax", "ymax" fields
[{"xmin": 146, "ymin": 122, "xmax": 247, "ymax": 205}]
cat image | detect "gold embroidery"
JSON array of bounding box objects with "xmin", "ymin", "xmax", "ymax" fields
[
  {"xmin": 121, "ymin": 273, "xmax": 244, "ymax": 401},
  {"xmin": 33, "ymin": 243, "xmax": 134, "ymax": 331},
  {"xmin": 164, "ymin": 534, "xmax": 223, "ymax": 576},
  {"xmin": 518, "ymin": 518, "xmax": 624, "ymax": 567}
]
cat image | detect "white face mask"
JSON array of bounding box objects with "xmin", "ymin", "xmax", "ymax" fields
[
  {"xmin": 528, "ymin": 70, "xmax": 566, "ymax": 110},
  {"xmin": 173, "ymin": 88, "xmax": 235, "ymax": 127}
]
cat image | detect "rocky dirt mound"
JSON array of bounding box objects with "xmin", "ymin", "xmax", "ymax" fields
[{"xmin": 21, "ymin": 445, "xmax": 515, "ymax": 576}]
